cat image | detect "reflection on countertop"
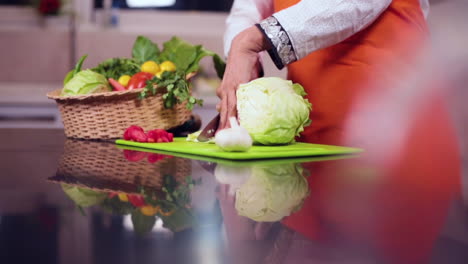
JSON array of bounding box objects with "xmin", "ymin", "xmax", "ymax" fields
[{"xmin": 1, "ymin": 128, "xmax": 467, "ymax": 264}]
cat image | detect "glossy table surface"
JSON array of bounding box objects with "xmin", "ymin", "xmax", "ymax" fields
[{"xmin": 1, "ymin": 128, "xmax": 467, "ymax": 264}]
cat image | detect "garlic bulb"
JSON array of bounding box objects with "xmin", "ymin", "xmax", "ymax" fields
[
  {"xmin": 215, "ymin": 117, "xmax": 253, "ymax": 152},
  {"xmin": 214, "ymin": 164, "xmax": 252, "ymax": 196}
]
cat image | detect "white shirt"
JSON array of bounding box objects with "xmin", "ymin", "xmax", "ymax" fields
[{"xmin": 224, "ymin": 0, "xmax": 430, "ymax": 61}]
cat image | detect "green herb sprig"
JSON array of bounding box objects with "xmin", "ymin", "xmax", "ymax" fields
[
  {"xmin": 92, "ymin": 57, "xmax": 140, "ymax": 80},
  {"xmin": 140, "ymin": 71, "xmax": 203, "ymax": 110},
  {"xmin": 138, "ymin": 175, "xmax": 200, "ymax": 207}
]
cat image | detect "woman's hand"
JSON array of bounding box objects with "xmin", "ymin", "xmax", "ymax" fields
[{"xmin": 217, "ymin": 26, "xmax": 269, "ymax": 131}]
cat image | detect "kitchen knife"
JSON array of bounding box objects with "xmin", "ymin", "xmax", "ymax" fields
[{"xmin": 197, "ymin": 114, "xmax": 220, "ymax": 142}]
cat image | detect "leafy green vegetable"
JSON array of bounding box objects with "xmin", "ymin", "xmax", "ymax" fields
[
  {"xmin": 158, "ymin": 175, "xmax": 199, "ymax": 232},
  {"xmin": 132, "ymin": 36, "xmax": 160, "ymax": 64},
  {"xmin": 141, "ymin": 71, "xmax": 203, "ymax": 110},
  {"xmin": 234, "ymin": 163, "xmax": 309, "ymax": 222},
  {"xmin": 63, "ymin": 54, "xmax": 88, "ymax": 85},
  {"xmin": 73, "ymin": 55, "xmax": 88, "ymax": 76},
  {"xmin": 77, "ymin": 205, "xmax": 87, "ymax": 216},
  {"xmin": 100, "ymin": 196, "xmax": 135, "ymax": 215},
  {"xmin": 186, "ymin": 45, "xmax": 211, "ymax": 74},
  {"xmin": 213, "ymin": 54, "xmax": 226, "ymax": 79},
  {"xmin": 61, "ymin": 184, "xmax": 106, "ymax": 207},
  {"xmin": 164, "ymin": 175, "xmax": 200, "ymax": 206},
  {"xmin": 63, "ymin": 71, "xmax": 74, "ymax": 86},
  {"xmin": 92, "ymin": 57, "xmax": 140, "ymax": 80},
  {"xmin": 131, "ymin": 210, "xmax": 156, "ymax": 236},
  {"xmin": 66, "ymin": 36, "xmax": 224, "ymax": 109},
  {"xmin": 292, "ymin": 83, "xmax": 307, "ymax": 96},
  {"xmin": 61, "ymin": 69, "xmax": 111, "ymax": 96},
  {"xmin": 129, "ymin": 36, "xmax": 225, "ymax": 109},
  {"xmin": 130, "ymin": 175, "xmax": 200, "ymax": 234},
  {"xmin": 237, "ymin": 77, "xmax": 312, "ymax": 145},
  {"xmin": 138, "ymin": 175, "xmax": 200, "ymax": 210},
  {"xmin": 159, "ymin": 37, "xmax": 197, "ymax": 71},
  {"xmin": 154, "ymin": 36, "xmax": 225, "ymax": 75},
  {"xmin": 160, "ymin": 208, "xmax": 195, "ymax": 232}
]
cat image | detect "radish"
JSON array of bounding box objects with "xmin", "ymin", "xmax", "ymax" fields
[{"xmin": 108, "ymin": 78, "xmax": 126, "ymax": 91}]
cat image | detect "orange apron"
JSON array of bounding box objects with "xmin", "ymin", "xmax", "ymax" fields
[
  {"xmin": 273, "ymin": 0, "xmax": 461, "ymax": 263},
  {"xmin": 275, "ymin": 0, "xmax": 433, "ymax": 146}
]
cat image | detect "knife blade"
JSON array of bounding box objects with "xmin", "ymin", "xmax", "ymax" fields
[{"xmin": 197, "ymin": 114, "xmax": 220, "ymax": 142}]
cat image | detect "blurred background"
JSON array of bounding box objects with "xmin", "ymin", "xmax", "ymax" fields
[
  {"xmin": 0, "ymin": 1, "xmax": 467, "ymax": 263},
  {"xmin": 0, "ymin": 0, "xmax": 462, "ymax": 129},
  {"xmin": 0, "ymin": 0, "xmax": 287, "ymax": 129}
]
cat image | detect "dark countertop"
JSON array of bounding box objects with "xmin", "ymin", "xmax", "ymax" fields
[{"xmin": 1, "ymin": 128, "xmax": 467, "ymax": 264}]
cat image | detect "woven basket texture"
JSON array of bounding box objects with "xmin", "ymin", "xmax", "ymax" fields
[
  {"xmin": 49, "ymin": 139, "xmax": 192, "ymax": 195},
  {"xmin": 47, "ymin": 87, "xmax": 192, "ymax": 139}
]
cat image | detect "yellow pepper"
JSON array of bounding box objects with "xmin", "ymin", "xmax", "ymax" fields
[
  {"xmin": 118, "ymin": 193, "xmax": 128, "ymax": 202},
  {"xmin": 140, "ymin": 205, "xmax": 159, "ymax": 216}
]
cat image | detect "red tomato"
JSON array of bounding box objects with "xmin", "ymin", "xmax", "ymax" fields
[
  {"xmin": 123, "ymin": 125, "xmax": 147, "ymax": 142},
  {"xmin": 147, "ymin": 129, "xmax": 174, "ymax": 143},
  {"xmin": 127, "ymin": 72, "xmax": 154, "ymax": 90},
  {"xmin": 147, "ymin": 153, "xmax": 166, "ymax": 163},
  {"xmin": 127, "ymin": 194, "xmax": 146, "ymax": 207},
  {"xmin": 123, "ymin": 150, "xmax": 147, "ymax": 162}
]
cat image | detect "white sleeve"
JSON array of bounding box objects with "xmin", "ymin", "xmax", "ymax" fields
[
  {"xmin": 223, "ymin": 0, "xmax": 274, "ymax": 57},
  {"xmin": 419, "ymin": 0, "xmax": 430, "ymax": 19},
  {"xmin": 259, "ymin": 0, "xmax": 392, "ymax": 67}
]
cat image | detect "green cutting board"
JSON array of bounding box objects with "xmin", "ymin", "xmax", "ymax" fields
[
  {"xmin": 116, "ymin": 144, "xmax": 360, "ymax": 165},
  {"xmin": 115, "ymin": 138, "xmax": 363, "ymax": 161}
]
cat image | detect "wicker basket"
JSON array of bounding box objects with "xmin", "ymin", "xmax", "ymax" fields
[
  {"xmin": 48, "ymin": 139, "xmax": 192, "ymax": 195},
  {"xmin": 47, "ymin": 86, "xmax": 192, "ymax": 140}
]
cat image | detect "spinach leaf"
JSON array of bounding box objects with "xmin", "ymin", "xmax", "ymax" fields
[
  {"xmin": 213, "ymin": 54, "xmax": 226, "ymax": 79},
  {"xmin": 185, "ymin": 45, "xmax": 214, "ymax": 74},
  {"xmin": 132, "ymin": 36, "xmax": 160, "ymax": 64},
  {"xmin": 186, "ymin": 46, "xmax": 226, "ymax": 78},
  {"xmin": 160, "ymin": 37, "xmax": 226, "ymax": 76},
  {"xmin": 174, "ymin": 44, "xmax": 197, "ymax": 72},
  {"xmin": 159, "ymin": 37, "xmax": 183, "ymax": 61},
  {"xmin": 160, "ymin": 37, "xmax": 197, "ymax": 71}
]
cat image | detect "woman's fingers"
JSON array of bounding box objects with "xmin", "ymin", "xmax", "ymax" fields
[
  {"xmin": 227, "ymin": 88, "xmax": 238, "ymax": 123},
  {"xmin": 219, "ymin": 87, "xmax": 239, "ymax": 131},
  {"xmin": 219, "ymin": 93, "xmax": 229, "ymax": 131},
  {"xmin": 216, "ymin": 85, "xmax": 223, "ymax": 98},
  {"xmin": 216, "ymin": 26, "xmax": 269, "ymax": 132}
]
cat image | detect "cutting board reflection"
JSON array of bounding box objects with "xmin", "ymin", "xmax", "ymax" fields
[{"xmin": 116, "ymin": 138, "xmax": 362, "ymax": 160}]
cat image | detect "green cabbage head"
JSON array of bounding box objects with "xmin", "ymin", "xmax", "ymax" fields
[
  {"xmin": 237, "ymin": 77, "xmax": 312, "ymax": 145},
  {"xmin": 61, "ymin": 183, "xmax": 106, "ymax": 207},
  {"xmin": 235, "ymin": 163, "xmax": 309, "ymax": 222},
  {"xmin": 61, "ymin": 69, "xmax": 111, "ymax": 96}
]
